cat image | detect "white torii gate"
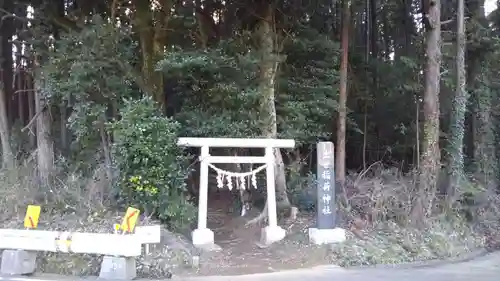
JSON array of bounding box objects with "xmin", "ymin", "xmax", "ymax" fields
[{"xmin": 177, "ymin": 137, "xmax": 295, "ymax": 248}]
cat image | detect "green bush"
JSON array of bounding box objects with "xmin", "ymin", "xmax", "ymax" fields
[{"xmin": 110, "ymin": 96, "xmax": 196, "ymax": 229}]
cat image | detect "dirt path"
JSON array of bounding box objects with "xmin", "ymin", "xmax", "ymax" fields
[{"xmin": 188, "ymin": 191, "xmax": 330, "ymax": 276}]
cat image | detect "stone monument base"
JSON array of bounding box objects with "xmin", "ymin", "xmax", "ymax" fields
[
  {"xmin": 1, "ymin": 249, "xmax": 37, "ymax": 275},
  {"xmin": 308, "ymin": 227, "xmax": 346, "ymax": 245}
]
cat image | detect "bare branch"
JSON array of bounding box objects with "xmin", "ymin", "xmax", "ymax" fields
[
  {"xmin": 13, "ymin": 89, "xmax": 35, "ymax": 95},
  {"xmin": 22, "ymin": 104, "xmax": 48, "ymax": 133},
  {"xmin": 0, "ymin": 8, "xmax": 30, "ymax": 29}
]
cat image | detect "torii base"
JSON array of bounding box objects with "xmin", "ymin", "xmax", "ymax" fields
[
  {"xmin": 260, "ymin": 225, "xmax": 286, "ymax": 246},
  {"xmin": 192, "ymin": 228, "xmax": 220, "ymax": 251}
]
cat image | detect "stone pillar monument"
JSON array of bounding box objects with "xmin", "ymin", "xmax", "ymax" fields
[{"xmin": 308, "ymin": 141, "xmax": 346, "ymax": 245}]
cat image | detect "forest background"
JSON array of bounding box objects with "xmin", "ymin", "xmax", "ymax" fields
[{"xmin": 1, "ymin": 0, "xmax": 500, "ymax": 275}]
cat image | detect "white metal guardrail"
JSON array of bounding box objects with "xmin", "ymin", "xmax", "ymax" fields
[
  {"xmin": 0, "ymin": 229, "xmax": 141, "ymax": 256},
  {"xmin": 0, "ymin": 225, "xmax": 161, "ymax": 280}
]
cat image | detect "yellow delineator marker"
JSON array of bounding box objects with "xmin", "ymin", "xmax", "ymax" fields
[
  {"xmin": 120, "ymin": 207, "xmax": 140, "ymax": 233},
  {"xmin": 24, "ymin": 205, "xmax": 41, "ymax": 229}
]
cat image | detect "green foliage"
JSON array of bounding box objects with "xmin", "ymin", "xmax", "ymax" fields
[
  {"xmin": 159, "ymin": 31, "xmax": 342, "ymax": 145},
  {"xmin": 110, "ymin": 97, "xmax": 195, "ymax": 229},
  {"xmin": 278, "ymin": 29, "xmax": 341, "ymax": 143},
  {"xmin": 40, "ymin": 16, "xmax": 139, "ymax": 163},
  {"xmin": 287, "ymin": 171, "xmax": 317, "ymax": 211},
  {"xmin": 159, "ymin": 45, "xmax": 263, "ymax": 137}
]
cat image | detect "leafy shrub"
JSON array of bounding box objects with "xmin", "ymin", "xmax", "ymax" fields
[
  {"xmin": 110, "ymin": 96, "xmax": 196, "ymax": 229},
  {"xmin": 287, "ymin": 171, "xmax": 317, "ymax": 212},
  {"xmin": 39, "ymin": 16, "xmax": 139, "ymax": 169}
]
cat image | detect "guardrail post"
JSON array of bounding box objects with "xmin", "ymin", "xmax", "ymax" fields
[
  {"xmin": 99, "ymin": 256, "xmax": 136, "ymax": 280},
  {"xmin": 1, "ymin": 249, "xmax": 37, "ymax": 275}
]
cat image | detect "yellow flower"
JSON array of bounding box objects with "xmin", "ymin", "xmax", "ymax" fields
[{"xmin": 129, "ymin": 176, "xmax": 140, "ymax": 183}]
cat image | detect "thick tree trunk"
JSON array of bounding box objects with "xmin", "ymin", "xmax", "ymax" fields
[
  {"xmin": 259, "ymin": 4, "xmax": 289, "ymax": 207},
  {"xmin": 0, "ymin": 87, "xmax": 13, "ymax": 168},
  {"xmin": 336, "ymin": 0, "xmax": 350, "ymax": 186},
  {"xmin": 34, "ymin": 72, "xmax": 55, "ymax": 186},
  {"xmin": 412, "ymin": 0, "xmax": 441, "ymax": 224},
  {"xmin": 132, "ymin": 0, "xmax": 172, "ymax": 108},
  {"xmin": 246, "ymin": 3, "xmax": 291, "ymax": 225},
  {"xmin": 257, "ymin": 4, "xmax": 289, "ymax": 207},
  {"xmin": 0, "ymin": 0, "xmax": 15, "ymax": 168},
  {"xmin": 446, "ymin": 0, "xmax": 466, "ymax": 202},
  {"xmin": 1, "ymin": 0, "xmax": 14, "ymax": 127}
]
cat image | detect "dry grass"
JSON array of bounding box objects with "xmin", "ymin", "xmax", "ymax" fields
[
  {"xmin": 0, "ymin": 161, "xmax": 111, "ymax": 223},
  {"xmin": 330, "ymin": 219, "xmax": 485, "ymax": 267},
  {"xmin": 0, "ymin": 160, "xmax": 191, "ymax": 277},
  {"xmin": 328, "ymin": 164, "xmax": 500, "ymax": 267},
  {"xmin": 1, "ymin": 159, "xmax": 499, "ymax": 275}
]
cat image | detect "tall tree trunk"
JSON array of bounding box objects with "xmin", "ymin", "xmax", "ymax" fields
[
  {"xmin": 446, "ymin": 0, "xmax": 466, "ymax": 202},
  {"xmin": 54, "ymin": 0, "xmax": 69, "ymax": 154},
  {"xmin": 247, "ymin": 2, "xmax": 291, "ymax": 225},
  {"xmin": 404, "ymin": 0, "xmax": 414, "ymax": 53},
  {"xmin": 370, "ymin": 0, "xmax": 377, "ymax": 60},
  {"xmin": 370, "ymin": 0, "xmax": 378, "ymax": 157},
  {"xmin": 131, "ymin": 0, "xmax": 172, "ymax": 108},
  {"xmin": 1, "ymin": 0, "xmax": 14, "ymax": 127},
  {"xmin": 362, "ymin": 0, "xmax": 370, "ymax": 170},
  {"xmin": 99, "ymin": 117, "xmax": 113, "ymax": 184},
  {"xmin": 394, "ymin": 0, "xmax": 415, "ymax": 59},
  {"xmin": 467, "ymin": 0, "xmax": 496, "ymax": 191},
  {"xmin": 381, "ymin": 9, "xmax": 390, "ymax": 60},
  {"xmin": 336, "ymin": 0, "xmax": 350, "ymax": 186},
  {"xmin": 0, "ymin": 0, "xmax": 15, "ymax": 168},
  {"xmin": 333, "ymin": 0, "xmax": 342, "ymax": 39},
  {"xmin": 258, "ymin": 3, "xmax": 289, "ymax": 208},
  {"xmin": 0, "ymin": 87, "xmax": 13, "ymax": 168},
  {"xmin": 412, "ymin": 0, "xmax": 441, "ymax": 224},
  {"xmin": 34, "ymin": 66, "xmax": 55, "ymax": 186}
]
